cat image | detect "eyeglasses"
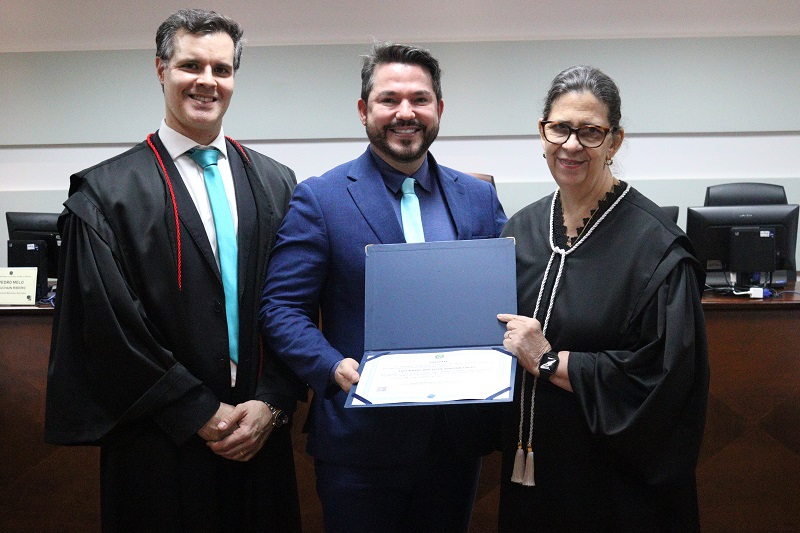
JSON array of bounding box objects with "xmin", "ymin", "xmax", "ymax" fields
[{"xmin": 540, "ymin": 121, "xmax": 614, "ymax": 148}]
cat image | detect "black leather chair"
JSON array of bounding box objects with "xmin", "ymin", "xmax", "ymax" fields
[
  {"xmin": 660, "ymin": 205, "xmax": 679, "ymax": 223},
  {"xmin": 704, "ymin": 182, "xmax": 787, "ymax": 206}
]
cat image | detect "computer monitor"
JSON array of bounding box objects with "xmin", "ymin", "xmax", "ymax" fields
[
  {"xmin": 5, "ymin": 212, "xmax": 61, "ymax": 280},
  {"xmin": 686, "ymin": 204, "xmax": 799, "ymax": 288}
]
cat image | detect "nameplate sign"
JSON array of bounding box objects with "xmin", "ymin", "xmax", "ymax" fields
[{"xmin": 0, "ymin": 268, "xmax": 38, "ymax": 305}]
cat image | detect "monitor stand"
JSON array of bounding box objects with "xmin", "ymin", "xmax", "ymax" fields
[{"xmin": 706, "ymin": 270, "xmax": 789, "ymax": 288}]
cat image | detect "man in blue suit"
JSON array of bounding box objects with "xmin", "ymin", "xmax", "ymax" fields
[{"xmin": 260, "ymin": 42, "xmax": 507, "ymax": 532}]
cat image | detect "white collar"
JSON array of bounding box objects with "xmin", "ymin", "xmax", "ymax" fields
[{"xmin": 158, "ymin": 120, "xmax": 227, "ymax": 161}]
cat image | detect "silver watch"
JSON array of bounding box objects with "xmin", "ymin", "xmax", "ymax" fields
[{"xmin": 263, "ymin": 402, "xmax": 289, "ymax": 428}]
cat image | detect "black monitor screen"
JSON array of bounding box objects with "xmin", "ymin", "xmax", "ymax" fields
[
  {"xmin": 686, "ymin": 204, "xmax": 798, "ymax": 287},
  {"xmin": 6, "ymin": 212, "xmax": 61, "ymax": 279}
]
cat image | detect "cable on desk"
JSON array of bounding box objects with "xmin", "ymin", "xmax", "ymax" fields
[{"xmin": 773, "ymin": 290, "xmax": 800, "ymax": 298}]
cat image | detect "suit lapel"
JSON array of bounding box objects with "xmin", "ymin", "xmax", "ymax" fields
[
  {"xmin": 430, "ymin": 155, "xmax": 472, "ymax": 240},
  {"xmin": 150, "ymin": 132, "xmax": 221, "ymax": 281},
  {"xmin": 226, "ymin": 141, "xmax": 258, "ymax": 301},
  {"xmin": 347, "ymin": 150, "xmax": 405, "ymax": 244}
]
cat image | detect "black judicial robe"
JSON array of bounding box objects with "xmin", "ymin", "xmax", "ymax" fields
[
  {"xmin": 44, "ymin": 133, "xmax": 304, "ymax": 532},
  {"xmin": 498, "ymin": 187, "xmax": 709, "ymax": 532}
]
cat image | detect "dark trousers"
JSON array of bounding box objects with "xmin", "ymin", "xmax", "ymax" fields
[{"xmin": 315, "ymin": 455, "xmax": 482, "ymax": 533}]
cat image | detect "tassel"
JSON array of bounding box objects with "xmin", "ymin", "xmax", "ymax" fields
[
  {"xmin": 511, "ymin": 444, "xmax": 525, "ymax": 483},
  {"xmin": 522, "ymin": 447, "xmax": 535, "ymax": 486}
]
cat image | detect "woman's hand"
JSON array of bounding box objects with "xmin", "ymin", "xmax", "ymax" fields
[{"xmin": 497, "ymin": 314, "xmax": 552, "ymax": 375}]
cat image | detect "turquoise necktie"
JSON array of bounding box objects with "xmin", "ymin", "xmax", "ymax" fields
[
  {"xmin": 401, "ymin": 177, "xmax": 425, "ymax": 243},
  {"xmin": 188, "ymin": 148, "xmax": 239, "ymax": 364}
]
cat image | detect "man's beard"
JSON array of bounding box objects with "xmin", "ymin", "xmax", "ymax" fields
[{"xmin": 366, "ymin": 119, "xmax": 439, "ymax": 165}]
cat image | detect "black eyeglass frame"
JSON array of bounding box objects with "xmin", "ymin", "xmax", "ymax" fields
[{"xmin": 539, "ymin": 121, "xmax": 616, "ymax": 148}]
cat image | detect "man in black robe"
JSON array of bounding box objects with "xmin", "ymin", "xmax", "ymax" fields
[{"xmin": 44, "ymin": 9, "xmax": 303, "ymax": 532}]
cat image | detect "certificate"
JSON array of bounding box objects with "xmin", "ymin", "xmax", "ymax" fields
[
  {"xmin": 353, "ymin": 238, "xmax": 518, "ymax": 408},
  {"xmin": 346, "ymin": 348, "xmax": 515, "ymax": 407}
]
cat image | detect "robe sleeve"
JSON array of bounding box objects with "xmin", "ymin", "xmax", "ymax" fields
[
  {"xmin": 45, "ymin": 210, "xmax": 219, "ymax": 446},
  {"xmin": 567, "ymin": 257, "xmax": 709, "ymax": 485}
]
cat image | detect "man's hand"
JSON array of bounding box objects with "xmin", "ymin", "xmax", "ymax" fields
[
  {"xmin": 197, "ymin": 402, "xmax": 236, "ymax": 442},
  {"xmin": 334, "ymin": 358, "xmax": 361, "ymax": 393},
  {"xmin": 206, "ymin": 400, "xmax": 274, "ymax": 462}
]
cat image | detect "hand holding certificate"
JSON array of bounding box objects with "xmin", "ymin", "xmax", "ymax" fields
[{"xmin": 348, "ymin": 348, "xmax": 514, "ymax": 406}]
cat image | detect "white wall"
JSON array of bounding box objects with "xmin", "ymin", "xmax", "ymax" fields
[
  {"xmin": 3, "ymin": 37, "xmax": 800, "ymax": 146},
  {"xmin": 2, "ymin": 36, "xmax": 800, "ymax": 268},
  {"xmin": 2, "ymin": 132, "xmax": 799, "ymax": 267}
]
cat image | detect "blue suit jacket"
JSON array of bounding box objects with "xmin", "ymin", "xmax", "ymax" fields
[{"xmin": 261, "ymin": 149, "xmax": 507, "ymax": 466}]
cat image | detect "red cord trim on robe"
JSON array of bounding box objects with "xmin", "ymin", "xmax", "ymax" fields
[
  {"xmin": 226, "ymin": 136, "xmax": 250, "ymax": 164},
  {"xmin": 146, "ymin": 133, "xmax": 183, "ymax": 290}
]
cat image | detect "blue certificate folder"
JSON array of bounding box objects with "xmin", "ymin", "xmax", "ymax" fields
[{"xmin": 345, "ymin": 237, "xmax": 518, "ymax": 408}]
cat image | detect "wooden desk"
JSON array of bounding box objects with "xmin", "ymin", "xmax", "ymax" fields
[
  {"xmin": 2, "ymin": 290, "xmax": 799, "ymax": 532},
  {"xmin": 0, "ymin": 307, "xmax": 101, "ymax": 532},
  {"xmin": 697, "ymin": 287, "xmax": 800, "ymax": 532}
]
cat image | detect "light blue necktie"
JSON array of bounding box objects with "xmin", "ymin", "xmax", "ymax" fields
[
  {"xmin": 401, "ymin": 177, "xmax": 425, "ymax": 243},
  {"xmin": 188, "ymin": 148, "xmax": 239, "ymax": 364}
]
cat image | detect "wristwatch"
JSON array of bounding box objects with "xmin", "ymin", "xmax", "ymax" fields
[
  {"xmin": 263, "ymin": 402, "xmax": 289, "ymax": 428},
  {"xmin": 538, "ymin": 351, "xmax": 559, "ymax": 380}
]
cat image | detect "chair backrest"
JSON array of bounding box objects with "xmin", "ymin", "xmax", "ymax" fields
[
  {"xmin": 467, "ymin": 173, "xmax": 496, "ymax": 188},
  {"xmin": 660, "ymin": 205, "xmax": 679, "ymax": 223},
  {"xmin": 704, "ymin": 182, "xmax": 787, "ymax": 206}
]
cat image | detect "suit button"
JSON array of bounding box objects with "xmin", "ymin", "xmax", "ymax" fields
[
  {"xmin": 217, "ymin": 358, "xmax": 228, "ymax": 369},
  {"xmin": 213, "ymin": 301, "xmax": 222, "ymax": 313}
]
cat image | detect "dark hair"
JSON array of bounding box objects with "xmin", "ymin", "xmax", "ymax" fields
[
  {"xmin": 360, "ymin": 42, "xmax": 443, "ymax": 102},
  {"xmin": 156, "ymin": 9, "xmax": 245, "ymax": 71},
  {"xmin": 542, "ymin": 65, "xmax": 622, "ymax": 131}
]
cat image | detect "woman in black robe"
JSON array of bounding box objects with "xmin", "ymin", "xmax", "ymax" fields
[{"xmin": 497, "ymin": 66, "xmax": 709, "ymax": 531}]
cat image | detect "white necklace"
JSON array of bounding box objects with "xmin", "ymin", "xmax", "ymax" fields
[{"xmin": 510, "ymin": 183, "xmax": 631, "ymax": 487}]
